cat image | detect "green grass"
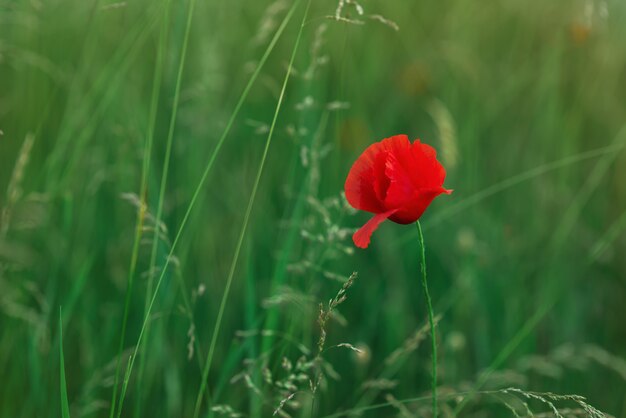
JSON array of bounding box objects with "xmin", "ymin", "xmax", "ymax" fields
[
  {"xmin": 60, "ymin": 308, "xmax": 71, "ymax": 418},
  {"xmin": 1, "ymin": 0, "xmax": 626, "ymax": 417}
]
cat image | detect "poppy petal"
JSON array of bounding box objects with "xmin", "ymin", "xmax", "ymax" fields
[
  {"xmin": 410, "ymin": 140, "xmax": 447, "ymax": 186},
  {"xmin": 352, "ymin": 209, "xmax": 398, "ymax": 249},
  {"xmin": 344, "ymin": 135, "xmax": 410, "ymax": 213},
  {"xmin": 344, "ymin": 157, "xmax": 382, "ymax": 213},
  {"xmin": 384, "ymin": 149, "xmax": 416, "ymax": 209},
  {"xmin": 372, "ymin": 151, "xmax": 390, "ymax": 202},
  {"xmin": 389, "ymin": 187, "xmax": 451, "ymax": 224}
]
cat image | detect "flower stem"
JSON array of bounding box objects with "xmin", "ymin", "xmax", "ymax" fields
[{"xmin": 416, "ymin": 221, "xmax": 437, "ymax": 417}]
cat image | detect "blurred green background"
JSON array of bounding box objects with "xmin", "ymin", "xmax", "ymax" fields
[{"xmin": 1, "ymin": 0, "xmax": 626, "ymax": 416}]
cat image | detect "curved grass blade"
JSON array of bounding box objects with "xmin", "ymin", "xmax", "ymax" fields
[
  {"xmin": 111, "ymin": 2, "xmax": 301, "ymax": 417},
  {"xmin": 110, "ymin": 0, "xmax": 195, "ymax": 415},
  {"xmin": 112, "ymin": 2, "xmax": 174, "ymax": 418},
  {"xmin": 192, "ymin": 0, "xmax": 313, "ymax": 416},
  {"xmin": 59, "ymin": 308, "xmax": 71, "ymax": 418}
]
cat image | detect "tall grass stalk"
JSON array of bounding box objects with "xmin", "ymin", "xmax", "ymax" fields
[
  {"xmin": 109, "ymin": 2, "xmax": 300, "ymax": 416},
  {"xmin": 110, "ymin": 0, "xmax": 197, "ymax": 415},
  {"xmin": 192, "ymin": 1, "xmax": 312, "ymax": 416},
  {"xmin": 133, "ymin": 2, "xmax": 170, "ymax": 416},
  {"xmin": 416, "ymin": 221, "xmax": 438, "ymax": 417},
  {"xmin": 59, "ymin": 308, "xmax": 71, "ymax": 418}
]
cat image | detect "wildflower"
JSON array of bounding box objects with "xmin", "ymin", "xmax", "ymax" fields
[{"xmin": 344, "ymin": 134, "xmax": 452, "ymax": 248}]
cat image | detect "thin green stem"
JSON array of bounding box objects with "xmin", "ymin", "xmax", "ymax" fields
[
  {"xmin": 133, "ymin": 2, "xmax": 170, "ymax": 416},
  {"xmin": 107, "ymin": 5, "xmax": 298, "ymax": 418},
  {"xmin": 59, "ymin": 308, "xmax": 70, "ymax": 418},
  {"xmin": 192, "ymin": 1, "xmax": 312, "ymax": 416},
  {"xmin": 102, "ymin": 3, "xmax": 170, "ymax": 415},
  {"xmin": 107, "ymin": 173, "xmax": 143, "ymax": 418},
  {"xmin": 107, "ymin": 13, "xmax": 164, "ymax": 411},
  {"xmin": 113, "ymin": 0, "xmax": 196, "ymax": 414},
  {"xmin": 416, "ymin": 221, "xmax": 437, "ymax": 418}
]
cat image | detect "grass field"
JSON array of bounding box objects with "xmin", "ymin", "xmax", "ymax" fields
[{"xmin": 1, "ymin": 0, "xmax": 626, "ymax": 417}]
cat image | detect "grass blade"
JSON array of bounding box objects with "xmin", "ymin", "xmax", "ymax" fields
[
  {"xmin": 110, "ymin": 2, "xmax": 301, "ymax": 416},
  {"xmin": 192, "ymin": 0, "xmax": 313, "ymax": 416},
  {"xmin": 110, "ymin": 0, "xmax": 191, "ymax": 415},
  {"xmin": 59, "ymin": 308, "xmax": 71, "ymax": 418}
]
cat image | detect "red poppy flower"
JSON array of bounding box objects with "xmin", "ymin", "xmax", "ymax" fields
[{"xmin": 344, "ymin": 134, "xmax": 452, "ymax": 248}]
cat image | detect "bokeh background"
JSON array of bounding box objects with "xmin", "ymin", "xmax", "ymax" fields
[{"xmin": 1, "ymin": 0, "xmax": 626, "ymax": 416}]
